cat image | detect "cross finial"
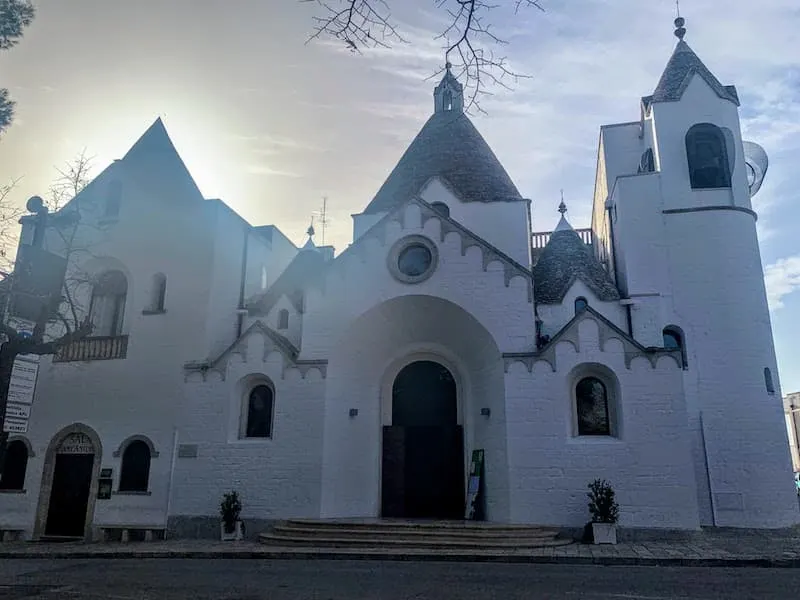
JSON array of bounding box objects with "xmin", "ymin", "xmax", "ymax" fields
[{"xmin": 558, "ymin": 190, "xmax": 567, "ymax": 215}]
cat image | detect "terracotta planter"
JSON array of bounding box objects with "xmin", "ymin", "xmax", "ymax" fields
[{"xmin": 591, "ymin": 522, "xmax": 617, "ymax": 545}]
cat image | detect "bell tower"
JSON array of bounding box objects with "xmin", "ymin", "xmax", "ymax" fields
[{"xmin": 433, "ymin": 62, "xmax": 464, "ymax": 114}]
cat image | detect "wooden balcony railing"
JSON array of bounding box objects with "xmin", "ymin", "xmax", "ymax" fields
[{"xmin": 54, "ymin": 335, "xmax": 129, "ymax": 363}]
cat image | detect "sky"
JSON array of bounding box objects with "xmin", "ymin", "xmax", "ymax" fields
[{"xmin": 2, "ymin": 0, "xmax": 800, "ymax": 390}]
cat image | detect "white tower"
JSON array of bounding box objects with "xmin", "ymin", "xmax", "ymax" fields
[{"xmin": 640, "ymin": 18, "xmax": 798, "ymax": 527}]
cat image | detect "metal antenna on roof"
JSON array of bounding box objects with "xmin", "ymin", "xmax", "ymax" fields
[{"xmin": 320, "ymin": 196, "xmax": 328, "ymax": 246}]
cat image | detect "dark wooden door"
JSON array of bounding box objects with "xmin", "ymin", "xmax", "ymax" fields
[
  {"xmin": 381, "ymin": 426, "xmax": 405, "ymax": 518},
  {"xmin": 382, "ymin": 360, "xmax": 464, "ymax": 519},
  {"xmin": 405, "ymin": 425, "xmax": 464, "ymax": 519},
  {"xmin": 45, "ymin": 454, "xmax": 94, "ymax": 537}
]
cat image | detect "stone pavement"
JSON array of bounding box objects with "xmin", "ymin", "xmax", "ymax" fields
[{"xmin": 1, "ymin": 526, "xmax": 800, "ymax": 567}]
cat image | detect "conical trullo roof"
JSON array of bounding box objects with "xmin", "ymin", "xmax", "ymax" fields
[
  {"xmin": 364, "ymin": 105, "xmax": 522, "ymax": 213},
  {"xmin": 533, "ymin": 216, "xmax": 619, "ymax": 305},
  {"xmin": 645, "ymin": 40, "xmax": 739, "ymax": 106}
]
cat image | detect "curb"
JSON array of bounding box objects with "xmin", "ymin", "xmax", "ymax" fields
[{"xmin": 0, "ymin": 550, "xmax": 798, "ymax": 567}]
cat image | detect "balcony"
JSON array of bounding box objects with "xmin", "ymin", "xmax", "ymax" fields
[{"xmin": 54, "ymin": 335, "xmax": 129, "ymax": 363}]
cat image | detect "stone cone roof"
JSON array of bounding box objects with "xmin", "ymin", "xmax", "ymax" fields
[
  {"xmin": 644, "ymin": 40, "xmax": 739, "ymax": 107},
  {"xmin": 533, "ymin": 222, "xmax": 620, "ymax": 305},
  {"xmin": 364, "ymin": 111, "xmax": 522, "ymax": 214}
]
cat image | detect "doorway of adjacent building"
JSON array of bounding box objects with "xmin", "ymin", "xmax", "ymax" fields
[
  {"xmin": 44, "ymin": 434, "xmax": 96, "ymax": 538},
  {"xmin": 381, "ymin": 360, "xmax": 464, "ymax": 519}
]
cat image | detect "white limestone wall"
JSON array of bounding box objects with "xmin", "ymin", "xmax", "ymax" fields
[
  {"xmin": 651, "ymin": 76, "xmax": 751, "ymax": 211},
  {"xmin": 419, "ymin": 178, "xmax": 532, "ymax": 267},
  {"xmin": 172, "ymin": 331, "xmax": 326, "ymax": 520},
  {"xmin": 318, "ymin": 294, "xmax": 510, "ymax": 521},
  {"xmin": 302, "ymin": 202, "xmax": 536, "ymax": 361},
  {"xmin": 505, "ymin": 317, "xmax": 701, "ymax": 529},
  {"xmin": 537, "ymin": 280, "xmax": 627, "ymax": 340},
  {"xmin": 664, "ymin": 210, "xmax": 798, "ymax": 527}
]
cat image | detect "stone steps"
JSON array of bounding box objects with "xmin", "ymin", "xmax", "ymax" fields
[{"xmin": 259, "ymin": 519, "xmax": 572, "ymax": 550}]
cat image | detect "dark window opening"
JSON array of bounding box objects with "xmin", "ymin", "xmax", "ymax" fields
[
  {"xmin": 118, "ymin": 440, "xmax": 151, "ymax": 492},
  {"xmin": 764, "ymin": 367, "xmax": 775, "ymax": 394},
  {"xmin": 277, "ymin": 309, "xmax": 289, "ymax": 330},
  {"xmin": 663, "ymin": 325, "xmax": 687, "ymax": 369},
  {"xmin": 431, "ymin": 202, "xmax": 450, "ymax": 218},
  {"xmin": 246, "ymin": 385, "xmax": 274, "ymax": 438},
  {"xmin": 574, "ymin": 297, "xmax": 588, "ymax": 314},
  {"xmin": 89, "ymin": 270, "xmax": 128, "ymax": 336},
  {"xmin": 150, "ymin": 273, "xmax": 166, "ymax": 312},
  {"xmin": 0, "ymin": 440, "xmax": 28, "ymax": 491},
  {"xmin": 638, "ymin": 148, "xmax": 655, "ymax": 173},
  {"xmin": 576, "ymin": 377, "xmax": 610, "ymax": 436},
  {"xmin": 686, "ymin": 124, "xmax": 731, "ymax": 189}
]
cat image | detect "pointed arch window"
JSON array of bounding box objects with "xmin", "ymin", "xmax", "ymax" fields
[
  {"xmin": 686, "ymin": 124, "xmax": 731, "ymax": 189},
  {"xmin": 277, "ymin": 309, "xmax": 289, "ymax": 330},
  {"xmin": 89, "ymin": 270, "xmax": 128, "ymax": 336},
  {"xmin": 0, "ymin": 440, "xmax": 29, "ymax": 491},
  {"xmin": 574, "ymin": 297, "xmax": 588, "ymax": 314}
]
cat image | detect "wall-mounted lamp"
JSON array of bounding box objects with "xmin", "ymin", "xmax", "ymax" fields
[
  {"xmin": 349, "ymin": 408, "xmax": 359, "ymax": 418},
  {"xmin": 480, "ymin": 408, "xmax": 491, "ymax": 417}
]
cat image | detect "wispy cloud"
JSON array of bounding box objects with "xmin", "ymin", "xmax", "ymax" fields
[{"xmin": 765, "ymin": 256, "xmax": 800, "ymax": 310}]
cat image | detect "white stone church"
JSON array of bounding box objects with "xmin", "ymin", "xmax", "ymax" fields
[{"xmin": 2, "ymin": 24, "xmax": 798, "ymax": 541}]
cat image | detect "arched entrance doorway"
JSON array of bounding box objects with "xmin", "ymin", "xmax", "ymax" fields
[
  {"xmin": 43, "ymin": 431, "xmax": 97, "ymax": 538},
  {"xmin": 381, "ymin": 360, "xmax": 464, "ymax": 519}
]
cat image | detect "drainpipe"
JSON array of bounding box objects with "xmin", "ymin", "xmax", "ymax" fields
[
  {"xmin": 606, "ymin": 203, "xmax": 620, "ymax": 290},
  {"xmin": 163, "ymin": 427, "xmax": 179, "ymax": 539},
  {"xmin": 236, "ymin": 226, "xmax": 250, "ymax": 339},
  {"xmin": 699, "ymin": 411, "xmax": 717, "ymax": 526}
]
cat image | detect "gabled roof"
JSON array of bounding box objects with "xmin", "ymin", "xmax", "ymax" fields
[
  {"xmin": 120, "ymin": 118, "xmax": 205, "ymax": 202},
  {"xmin": 247, "ymin": 248, "xmax": 328, "ymax": 315},
  {"xmin": 533, "ymin": 218, "xmax": 619, "ymax": 304},
  {"xmin": 643, "ymin": 40, "xmax": 739, "ymax": 108},
  {"xmin": 363, "ymin": 111, "xmax": 522, "ymax": 214}
]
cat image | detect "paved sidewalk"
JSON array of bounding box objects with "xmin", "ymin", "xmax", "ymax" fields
[{"xmin": 1, "ymin": 527, "xmax": 799, "ymax": 567}]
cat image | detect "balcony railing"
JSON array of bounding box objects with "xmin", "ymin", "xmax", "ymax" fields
[{"xmin": 54, "ymin": 335, "xmax": 129, "ymax": 363}]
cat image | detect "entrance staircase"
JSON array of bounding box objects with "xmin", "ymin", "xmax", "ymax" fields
[{"xmin": 258, "ymin": 519, "xmax": 572, "ymax": 552}]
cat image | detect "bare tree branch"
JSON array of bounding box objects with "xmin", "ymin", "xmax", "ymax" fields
[{"xmin": 303, "ymin": 0, "xmax": 545, "ymax": 113}]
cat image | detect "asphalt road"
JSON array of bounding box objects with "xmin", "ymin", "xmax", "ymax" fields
[{"xmin": 1, "ymin": 559, "xmax": 799, "ymax": 599}]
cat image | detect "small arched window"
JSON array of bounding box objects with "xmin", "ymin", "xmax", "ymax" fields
[
  {"xmin": 575, "ymin": 377, "xmax": 610, "ymax": 436},
  {"xmin": 149, "ymin": 273, "xmax": 166, "ymax": 312},
  {"xmin": 431, "ymin": 202, "xmax": 450, "ymax": 218},
  {"xmin": 261, "ymin": 266, "xmax": 268, "ymax": 290},
  {"xmin": 638, "ymin": 148, "xmax": 655, "ymax": 173},
  {"xmin": 89, "ymin": 270, "xmax": 128, "ymax": 336},
  {"xmin": 277, "ymin": 309, "xmax": 289, "ymax": 330},
  {"xmin": 118, "ymin": 440, "xmax": 151, "ymax": 492},
  {"xmin": 764, "ymin": 367, "xmax": 775, "ymax": 394},
  {"xmin": 685, "ymin": 124, "xmax": 731, "ymax": 189},
  {"xmin": 0, "ymin": 440, "xmax": 29, "ymax": 491},
  {"xmin": 574, "ymin": 297, "xmax": 588, "ymax": 314},
  {"xmin": 245, "ymin": 384, "xmax": 274, "ymax": 438},
  {"xmin": 663, "ymin": 325, "xmax": 687, "ymax": 369}
]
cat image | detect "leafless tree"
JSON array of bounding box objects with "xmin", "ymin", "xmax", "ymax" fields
[
  {"xmin": 303, "ymin": 0, "xmax": 545, "ymax": 113},
  {"xmin": 0, "ymin": 177, "xmax": 24, "ymax": 275},
  {"xmin": 0, "ymin": 152, "xmax": 96, "ymax": 472}
]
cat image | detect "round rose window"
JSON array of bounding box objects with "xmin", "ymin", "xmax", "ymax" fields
[{"xmin": 397, "ymin": 244, "xmax": 433, "ymax": 277}]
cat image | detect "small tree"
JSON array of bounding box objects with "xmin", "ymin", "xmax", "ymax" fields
[
  {"xmin": 220, "ymin": 491, "xmax": 242, "ymax": 533},
  {"xmin": 587, "ymin": 479, "xmax": 619, "ymax": 524},
  {"xmin": 0, "ymin": 0, "xmax": 36, "ymax": 136}
]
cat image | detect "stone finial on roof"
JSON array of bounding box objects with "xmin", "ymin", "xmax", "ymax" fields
[
  {"xmin": 303, "ymin": 219, "xmax": 317, "ymax": 250},
  {"xmin": 554, "ymin": 193, "xmax": 573, "ymax": 233},
  {"xmin": 674, "ymin": 16, "xmax": 687, "ymax": 40}
]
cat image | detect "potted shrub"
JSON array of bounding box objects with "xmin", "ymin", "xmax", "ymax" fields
[
  {"xmin": 220, "ymin": 490, "xmax": 243, "ymax": 541},
  {"xmin": 587, "ymin": 479, "xmax": 619, "ymax": 545}
]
